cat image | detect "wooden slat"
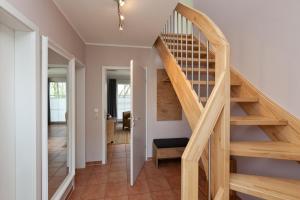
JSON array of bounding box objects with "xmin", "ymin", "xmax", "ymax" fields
[
  {"xmin": 177, "ymin": 57, "xmax": 215, "ymax": 63},
  {"xmin": 230, "ymin": 173, "xmax": 300, "ymax": 200},
  {"xmin": 173, "ymin": 49, "xmax": 207, "ymax": 55},
  {"xmin": 190, "ymin": 80, "xmax": 241, "ymax": 86},
  {"xmin": 182, "ymin": 67, "xmax": 215, "ymax": 73},
  {"xmin": 162, "ymin": 33, "xmax": 191, "ymax": 38},
  {"xmin": 230, "ymin": 97, "xmax": 258, "ymax": 103},
  {"xmin": 230, "ymin": 141, "xmax": 300, "ymax": 161},
  {"xmin": 200, "ymin": 97, "xmax": 258, "ymax": 103},
  {"xmin": 230, "ymin": 115, "xmax": 288, "ymax": 126}
]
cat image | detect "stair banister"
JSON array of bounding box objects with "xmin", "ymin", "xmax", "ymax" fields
[{"xmin": 155, "ymin": 2, "xmax": 230, "ymax": 200}]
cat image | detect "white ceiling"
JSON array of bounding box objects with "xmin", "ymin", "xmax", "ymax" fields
[{"xmin": 53, "ymin": 0, "xmax": 178, "ymax": 47}]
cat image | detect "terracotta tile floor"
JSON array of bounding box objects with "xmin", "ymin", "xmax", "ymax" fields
[
  {"xmin": 48, "ymin": 125, "xmax": 68, "ymax": 198},
  {"xmin": 69, "ymin": 144, "xmax": 209, "ymax": 200}
]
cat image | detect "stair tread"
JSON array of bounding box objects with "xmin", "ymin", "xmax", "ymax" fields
[
  {"xmin": 182, "ymin": 67, "xmax": 215, "ymax": 73},
  {"xmin": 230, "ymin": 115, "xmax": 288, "ymax": 125},
  {"xmin": 164, "ymin": 36, "xmax": 195, "ymax": 41},
  {"xmin": 230, "ymin": 173, "xmax": 300, "ymax": 200},
  {"xmin": 190, "ymin": 80, "xmax": 241, "ymax": 86},
  {"xmin": 231, "ymin": 141, "xmax": 300, "ymax": 161},
  {"xmin": 200, "ymin": 97, "xmax": 258, "ymax": 103},
  {"xmin": 177, "ymin": 57, "xmax": 215, "ymax": 62},
  {"xmin": 162, "ymin": 33, "xmax": 191, "ymax": 37},
  {"xmin": 167, "ymin": 42, "xmax": 203, "ymax": 47},
  {"xmin": 231, "ymin": 97, "xmax": 258, "ymax": 103},
  {"xmin": 173, "ymin": 50, "xmax": 207, "ymax": 54}
]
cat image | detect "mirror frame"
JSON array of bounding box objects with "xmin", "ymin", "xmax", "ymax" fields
[{"xmin": 42, "ymin": 36, "xmax": 76, "ymax": 200}]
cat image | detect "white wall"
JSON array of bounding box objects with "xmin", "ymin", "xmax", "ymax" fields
[
  {"xmin": 195, "ymin": 0, "xmax": 300, "ymax": 119},
  {"xmin": 85, "ymin": 45, "xmax": 191, "ymax": 162},
  {"xmin": 194, "ymin": 1, "xmax": 300, "ymax": 199}
]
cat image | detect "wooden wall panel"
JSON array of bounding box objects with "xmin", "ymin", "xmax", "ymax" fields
[{"xmin": 157, "ymin": 69, "xmax": 182, "ymax": 121}]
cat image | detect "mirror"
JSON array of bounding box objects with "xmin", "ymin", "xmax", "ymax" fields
[{"xmin": 47, "ymin": 48, "xmax": 70, "ymax": 199}]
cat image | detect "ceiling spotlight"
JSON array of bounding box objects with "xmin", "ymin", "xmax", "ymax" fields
[
  {"xmin": 120, "ymin": 15, "xmax": 125, "ymax": 21},
  {"xmin": 119, "ymin": 0, "xmax": 125, "ymax": 7}
]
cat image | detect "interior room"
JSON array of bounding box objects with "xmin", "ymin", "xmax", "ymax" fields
[
  {"xmin": 106, "ymin": 69, "xmax": 131, "ymax": 145},
  {"xmin": 2, "ymin": 0, "xmax": 300, "ymax": 200},
  {"xmin": 47, "ymin": 49, "xmax": 69, "ymax": 199}
]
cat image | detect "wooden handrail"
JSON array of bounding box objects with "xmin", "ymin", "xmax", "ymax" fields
[
  {"xmin": 176, "ymin": 3, "xmax": 228, "ymax": 48},
  {"xmin": 175, "ymin": 3, "xmax": 230, "ymax": 200},
  {"xmin": 182, "ymin": 73, "xmax": 226, "ymax": 161},
  {"xmin": 155, "ymin": 2, "xmax": 230, "ymax": 200}
]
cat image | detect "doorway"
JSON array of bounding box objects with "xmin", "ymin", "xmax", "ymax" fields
[
  {"xmin": 102, "ymin": 67, "xmax": 131, "ymax": 167},
  {"xmin": 101, "ymin": 62, "xmax": 146, "ymax": 186}
]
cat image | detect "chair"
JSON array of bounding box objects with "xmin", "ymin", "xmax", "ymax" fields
[{"xmin": 122, "ymin": 111, "xmax": 131, "ymax": 130}]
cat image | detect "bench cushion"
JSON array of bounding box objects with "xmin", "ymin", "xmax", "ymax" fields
[{"xmin": 153, "ymin": 138, "xmax": 189, "ymax": 148}]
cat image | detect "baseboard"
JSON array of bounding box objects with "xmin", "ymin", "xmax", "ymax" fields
[
  {"xmin": 86, "ymin": 161, "xmax": 102, "ymax": 166},
  {"xmin": 63, "ymin": 180, "xmax": 74, "ymax": 200}
]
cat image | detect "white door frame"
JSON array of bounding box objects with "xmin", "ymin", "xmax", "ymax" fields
[
  {"xmin": 0, "ymin": 1, "xmax": 39, "ymax": 200},
  {"xmin": 101, "ymin": 65, "xmax": 130, "ymax": 164},
  {"xmin": 41, "ymin": 37, "xmax": 76, "ymax": 200}
]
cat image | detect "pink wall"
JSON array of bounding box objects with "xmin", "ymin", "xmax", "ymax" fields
[
  {"xmin": 7, "ymin": 0, "xmax": 85, "ymax": 63},
  {"xmin": 85, "ymin": 45, "xmax": 191, "ymax": 162}
]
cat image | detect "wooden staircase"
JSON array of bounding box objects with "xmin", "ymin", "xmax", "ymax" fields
[{"xmin": 155, "ymin": 3, "xmax": 300, "ymax": 200}]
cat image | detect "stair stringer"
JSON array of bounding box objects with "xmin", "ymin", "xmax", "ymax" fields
[
  {"xmin": 231, "ymin": 67, "xmax": 300, "ymax": 146},
  {"xmin": 154, "ymin": 36, "xmax": 210, "ymax": 175}
]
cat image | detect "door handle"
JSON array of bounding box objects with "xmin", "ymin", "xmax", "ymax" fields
[{"xmin": 129, "ymin": 116, "xmax": 141, "ymax": 127}]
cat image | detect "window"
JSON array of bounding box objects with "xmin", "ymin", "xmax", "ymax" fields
[
  {"xmin": 117, "ymin": 83, "xmax": 131, "ymax": 119},
  {"xmin": 49, "ymin": 81, "xmax": 67, "ymax": 122}
]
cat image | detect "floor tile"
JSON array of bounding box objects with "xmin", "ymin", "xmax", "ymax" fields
[
  {"xmin": 151, "ymin": 190, "xmax": 176, "ymax": 200},
  {"xmin": 105, "ymin": 182, "xmax": 129, "ymax": 197},
  {"xmin": 108, "ymin": 171, "xmax": 127, "ymax": 183},
  {"xmin": 128, "ymin": 193, "xmax": 152, "ymax": 200},
  {"xmin": 80, "ymin": 184, "xmax": 106, "ymax": 200},
  {"xmin": 127, "ymin": 180, "xmax": 149, "ymax": 195},
  {"xmin": 146, "ymin": 177, "xmax": 170, "ymax": 192}
]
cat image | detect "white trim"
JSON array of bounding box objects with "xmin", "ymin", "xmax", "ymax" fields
[
  {"xmin": 50, "ymin": 58, "xmax": 76, "ymax": 200},
  {"xmin": 52, "ymin": 0, "xmax": 86, "ymax": 43},
  {"xmin": 48, "ymin": 64, "xmax": 68, "ymax": 68},
  {"xmin": 75, "ymin": 59, "xmax": 85, "ymax": 69},
  {"xmin": 145, "ymin": 67, "xmax": 148, "ymax": 161},
  {"xmin": 101, "ymin": 65, "xmax": 130, "ymax": 164},
  {"xmin": 0, "ymin": 1, "xmax": 40, "ymax": 199},
  {"xmin": 0, "ymin": 0, "xmax": 39, "ymax": 31},
  {"xmin": 48, "ymin": 38, "xmax": 74, "ymax": 61},
  {"xmin": 41, "ymin": 38, "xmax": 76, "ymax": 200},
  {"xmin": 86, "ymin": 42, "xmax": 152, "ymax": 49},
  {"xmin": 130, "ymin": 60, "xmax": 134, "ymax": 186},
  {"xmin": 41, "ymin": 36, "xmax": 48, "ymax": 200}
]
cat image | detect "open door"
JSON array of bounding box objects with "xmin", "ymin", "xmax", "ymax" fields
[{"xmin": 130, "ymin": 60, "xmax": 146, "ymax": 186}]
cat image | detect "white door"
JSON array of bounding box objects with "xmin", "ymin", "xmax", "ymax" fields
[{"xmin": 130, "ymin": 60, "xmax": 146, "ymax": 186}]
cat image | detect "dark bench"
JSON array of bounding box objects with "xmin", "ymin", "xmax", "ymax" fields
[{"xmin": 152, "ymin": 138, "xmax": 189, "ymax": 168}]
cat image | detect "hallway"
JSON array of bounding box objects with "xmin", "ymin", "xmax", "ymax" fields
[{"xmin": 69, "ymin": 144, "xmax": 208, "ymax": 200}]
